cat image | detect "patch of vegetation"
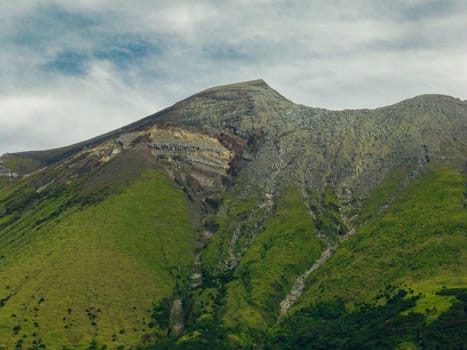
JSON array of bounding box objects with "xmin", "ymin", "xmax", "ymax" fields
[
  {"xmin": 310, "ymin": 186, "xmax": 347, "ymax": 237},
  {"xmin": 0, "ymin": 169, "xmax": 196, "ymax": 348},
  {"xmin": 202, "ymin": 193, "xmax": 262, "ymax": 271},
  {"xmin": 0, "ymin": 177, "xmax": 12, "ymax": 189},
  {"xmin": 140, "ymin": 288, "xmax": 467, "ymax": 349},
  {"xmin": 151, "ymin": 298, "xmax": 171, "ymax": 330},
  {"xmin": 222, "ymin": 188, "xmax": 323, "ymax": 330},
  {"xmin": 0, "ymin": 154, "xmax": 42, "ymax": 174},
  {"xmin": 267, "ymin": 288, "xmax": 467, "ymax": 350},
  {"xmin": 297, "ymin": 164, "xmax": 467, "ymax": 312},
  {"xmin": 421, "ymin": 288, "xmax": 467, "ymax": 348},
  {"xmin": 143, "ymin": 314, "xmax": 238, "ymax": 350},
  {"xmin": 355, "ymin": 169, "xmax": 408, "ymax": 225}
]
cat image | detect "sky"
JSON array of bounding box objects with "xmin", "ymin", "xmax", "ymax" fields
[{"xmin": 1, "ymin": 0, "xmax": 466, "ymax": 155}]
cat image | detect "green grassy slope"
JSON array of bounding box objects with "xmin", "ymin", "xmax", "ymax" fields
[
  {"xmin": 296, "ymin": 164, "xmax": 467, "ymax": 315},
  {"xmin": 177, "ymin": 188, "xmax": 323, "ymax": 347},
  {"xmin": 222, "ymin": 188, "xmax": 323, "ymax": 329},
  {"xmin": 144, "ymin": 164, "xmax": 466, "ymax": 350},
  {"xmin": 201, "ymin": 193, "xmax": 262, "ymax": 273},
  {"xmin": 0, "ymin": 170, "xmax": 195, "ymax": 349}
]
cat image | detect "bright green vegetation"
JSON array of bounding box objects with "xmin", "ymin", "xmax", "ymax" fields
[
  {"xmin": 142, "ymin": 165, "xmax": 467, "ymax": 349},
  {"xmin": 202, "ymin": 193, "xmax": 262, "ymax": 271},
  {"xmin": 0, "ymin": 170, "xmax": 195, "ymax": 349},
  {"xmin": 296, "ymin": 164, "xmax": 466, "ymax": 313},
  {"xmin": 143, "ymin": 288, "xmax": 467, "ymax": 349},
  {"xmin": 222, "ymin": 188, "xmax": 322, "ymax": 329},
  {"xmin": 354, "ymin": 169, "xmax": 409, "ymax": 225},
  {"xmin": 172, "ymin": 188, "xmax": 323, "ymax": 347},
  {"xmin": 266, "ymin": 287, "xmax": 467, "ymax": 350},
  {"xmin": 310, "ymin": 186, "xmax": 347, "ymax": 238}
]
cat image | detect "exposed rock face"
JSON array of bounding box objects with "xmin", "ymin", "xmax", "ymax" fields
[
  {"xmin": 170, "ymin": 299, "xmax": 184, "ymax": 335},
  {"xmin": 121, "ymin": 125, "xmax": 238, "ymax": 192}
]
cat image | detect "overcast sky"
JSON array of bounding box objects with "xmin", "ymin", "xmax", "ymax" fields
[{"xmin": 1, "ymin": 0, "xmax": 466, "ymax": 155}]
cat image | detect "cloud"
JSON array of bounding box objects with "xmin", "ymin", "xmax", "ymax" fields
[{"xmin": 0, "ymin": 0, "xmax": 466, "ymax": 154}]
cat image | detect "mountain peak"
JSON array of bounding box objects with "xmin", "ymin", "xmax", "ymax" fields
[
  {"xmin": 225, "ymin": 79, "xmax": 270, "ymax": 90},
  {"xmin": 191, "ymin": 78, "xmax": 288, "ymax": 101},
  {"xmin": 201, "ymin": 79, "xmax": 270, "ymax": 92},
  {"xmin": 150, "ymin": 78, "xmax": 294, "ymax": 135}
]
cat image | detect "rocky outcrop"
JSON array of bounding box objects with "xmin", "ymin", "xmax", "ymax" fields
[
  {"xmin": 170, "ymin": 299, "xmax": 184, "ymax": 335},
  {"xmin": 280, "ymin": 244, "xmax": 336, "ymax": 316}
]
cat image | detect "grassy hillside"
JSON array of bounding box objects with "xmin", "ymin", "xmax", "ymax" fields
[
  {"xmin": 221, "ymin": 188, "xmax": 323, "ymax": 329},
  {"xmin": 0, "ymin": 169, "xmax": 195, "ymax": 349},
  {"xmin": 261, "ymin": 164, "xmax": 467, "ymax": 349},
  {"xmin": 144, "ymin": 164, "xmax": 466, "ymax": 349},
  {"xmin": 168, "ymin": 188, "xmax": 323, "ymax": 348},
  {"xmin": 296, "ymin": 164, "xmax": 466, "ymax": 314}
]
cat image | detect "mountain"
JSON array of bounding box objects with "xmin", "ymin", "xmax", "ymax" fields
[{"xmin": 0, "ymin": 80, "xmax": 465, "ymax": 349}]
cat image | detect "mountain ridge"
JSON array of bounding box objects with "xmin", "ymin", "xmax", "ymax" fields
[
  {"xmin": 1, "ymin": 79, "xmax": 465, "ymax": 174},
  {"xmin": 0, "ymin": 80, "xmax": 465, "ymax": 349}
]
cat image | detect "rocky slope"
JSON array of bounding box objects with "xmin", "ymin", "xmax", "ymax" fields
[{"xmin": 0, "ymin": 80, "xmax": 465, "ymax": 349}]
